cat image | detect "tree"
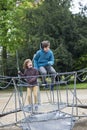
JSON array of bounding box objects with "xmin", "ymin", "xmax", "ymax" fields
[
  {"xmin": 54, "ymin": 44, "xmax": 73, "ymax": 72},
  {"xmin": 0, "ymin": 0, "xmax": 44, "ymax": 76},
  {"xmin": 0, "ymin": 0, "xmax": 87, "ymax": 76},
  {"xmin": 0, "ymin": 0, "xmax": 26, "ymax": 75}
]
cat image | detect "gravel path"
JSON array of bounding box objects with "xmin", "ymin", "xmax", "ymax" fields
[{"xmin": 0, "ymin": 89, "xmax": 87, "ymax": 130}]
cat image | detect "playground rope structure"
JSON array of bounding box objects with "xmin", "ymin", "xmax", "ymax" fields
[
  {"xmin": 0, "ymin": 68, "xmax": 87, "ymax": 130},
  {"xmin": 0, "ymin": 67, "xmax": 87, "ymax": 89}
]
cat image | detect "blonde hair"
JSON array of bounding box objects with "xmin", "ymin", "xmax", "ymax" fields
[{"xmin": 23, "ymin": 59, "xmax": 32, "ymax": 69}]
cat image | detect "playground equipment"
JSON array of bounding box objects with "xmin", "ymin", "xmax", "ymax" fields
[{"xmin": 0, "ymin": 68, "xmax": 87, "ymax": 130}]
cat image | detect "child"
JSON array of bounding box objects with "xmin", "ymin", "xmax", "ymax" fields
[
  {"xmin": 34, "ymin": 40, "xmax": 56, "ymax": 90},
  {"xmin": 18, "ymin": 59, "xmax": 39, "ymax": 110}
]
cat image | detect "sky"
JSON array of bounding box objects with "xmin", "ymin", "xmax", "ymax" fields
[{"xmin": 70, "ymin": 0, "xmax": 87, "ymax": 14}]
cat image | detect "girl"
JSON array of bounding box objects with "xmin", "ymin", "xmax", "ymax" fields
[{"xmin": 18, "ymin": 59, "xmax": 39, "ymax": 107}]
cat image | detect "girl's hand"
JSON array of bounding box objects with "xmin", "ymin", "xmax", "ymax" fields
[{"xmin": 18, "ymin": 70, "xmax": 21, "ymax": 74}]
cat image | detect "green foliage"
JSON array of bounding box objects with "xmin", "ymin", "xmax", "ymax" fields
[
  {"xmin": 0, "ymin": 0, "xmax": 87, "ymax": 76},
  {"xmin": 73, "ymin": 54, "xmax": 87, "ymax": 71},
  {"xmin": 54, "ymin": 44, "xmax": 73, "ymax": 72}
]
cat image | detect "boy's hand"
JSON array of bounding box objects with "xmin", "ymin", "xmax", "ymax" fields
[{"xmin": 48, "ymin": 61, "xmax": 53, "ymax": 65}]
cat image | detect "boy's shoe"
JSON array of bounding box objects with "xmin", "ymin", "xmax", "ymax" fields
[
  {"xmin": 50, "ymin": 84, "xmax": 54, "ymax": 91},
  {"xmin": 42, "ymin": 81, "xmax": 49, "ymax": 89}
]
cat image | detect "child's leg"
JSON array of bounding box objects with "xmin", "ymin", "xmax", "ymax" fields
[
  {"xmin": 39, "ymin": 66, "xmax": 47, "ymax": 83},
  {"xmin": 46, "ymin": 65, "xmax": 56, "ymax": 83},
  {"xmin": 27, "ymin": 87, "xmax": 32, "ymax": 104},
  {"xmin": 32, "ymin": 86, "xmax": 38, "ymax": 104}
]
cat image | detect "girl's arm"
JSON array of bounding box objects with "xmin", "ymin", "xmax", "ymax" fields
[
  {"xmin": 28, "ymin": 70, "xmax": 39, "ymax": 84},
  {"xmin": 18, "ymin": 70, "xmax": 26, "ymax": 76}
]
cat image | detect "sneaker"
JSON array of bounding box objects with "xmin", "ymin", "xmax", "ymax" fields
[
  {"xmin": 34, "ymin": 104, "xmax": 38, "ymax": 111},
  {"xmin": 44, "ymin": 85, "xmax": 49, "ymax": 89},
  {"xmin": 22, "ymin": 105, "xmax": 32, "ymax": 113},
  {"xmin": 50, "ymin": 84, "xmax": 54, "ymax": 91},
  {"xmin": 43, "ymin": 81, "xmax": 49, "ymax": 89},
  {"xmin": 28, "ymin": 105, "xmax": 31, "ymax": 111}
]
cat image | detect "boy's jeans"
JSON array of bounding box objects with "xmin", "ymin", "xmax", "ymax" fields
[{"xmin": 39, "ymin": 65, "xmax": 56, "ymax": 85}]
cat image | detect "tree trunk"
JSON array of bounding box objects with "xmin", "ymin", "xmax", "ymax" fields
[{"xmin": 2, "ymin": 46, "xmax": 7, "ymax": 76}]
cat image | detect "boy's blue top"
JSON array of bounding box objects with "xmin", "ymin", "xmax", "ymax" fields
[{"xmin": 34, "ymin": 49, "xmax": 54, "ymax": 70}]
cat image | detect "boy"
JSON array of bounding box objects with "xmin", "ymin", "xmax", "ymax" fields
[{"xmin": 34, "ymin": 40, "xmax": 56, "ymax": 90}]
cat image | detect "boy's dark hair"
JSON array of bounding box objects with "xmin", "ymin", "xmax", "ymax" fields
[{"xmin": 41, "ymin": 40, "xmax": 50, "ymax": 49}]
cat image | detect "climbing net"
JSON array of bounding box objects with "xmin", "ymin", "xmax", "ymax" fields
[{"xmin": 0, "ymin": 68, "xmax": 87, "ymax": 130}]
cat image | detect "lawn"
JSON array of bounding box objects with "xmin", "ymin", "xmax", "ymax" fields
[
  {"xmin": 54, "ymin": 82, "xmax": 87, "ymax": 90},
  {"xmin": 0, "ymin": 82, "xmax": 87, "ymax": 92}
]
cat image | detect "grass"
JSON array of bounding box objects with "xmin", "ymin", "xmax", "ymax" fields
[
  {"xmin": 0, "ymin": 82, "xmax": 87, "ymax": 92},
  {"xmin": 71, "ymin": 82, "xmax": 87, "ymax": 89},
  {"xmin": 53, "ymin": 82, "xmax": 87, "ymax": 90}
]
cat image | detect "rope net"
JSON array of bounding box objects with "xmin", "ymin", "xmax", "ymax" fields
[{"xmin": 0, "ymin": 69, "xmax": 87, "ymax": 130}]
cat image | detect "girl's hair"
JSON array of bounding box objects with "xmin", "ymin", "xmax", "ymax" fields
[
  {"xmin": 23, "ymin": 59, "xmax": 32, "ymax": 69},
  {"xmin": 41, "ymin": 40, "xmax": 50, "ymax": 49}
]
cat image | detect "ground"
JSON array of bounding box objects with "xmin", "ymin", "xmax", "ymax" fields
[{"xmin": 0, "ymin": 89, "xmax": 87, "ymax": 130}]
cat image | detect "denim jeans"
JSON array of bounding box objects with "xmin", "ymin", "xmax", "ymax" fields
[{"xmin": 39, "ymin": 65, "xmax": 56, "ymax": 84}]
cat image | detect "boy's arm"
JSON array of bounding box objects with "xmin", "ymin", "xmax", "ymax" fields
[{"xmin": 33, "ymin": 51, "xmax": 40, "ymax": 69}]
